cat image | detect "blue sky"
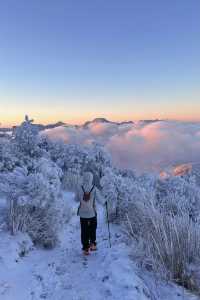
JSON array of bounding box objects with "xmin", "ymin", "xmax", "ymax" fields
[{"xmin": 0, "ymin": 0, "xmax": 200, "ymax": 125}]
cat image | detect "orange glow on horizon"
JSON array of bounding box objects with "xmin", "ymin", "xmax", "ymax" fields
[{"xmin": 1, "ymin": 113, "xmax": 200, "ymax": 128}]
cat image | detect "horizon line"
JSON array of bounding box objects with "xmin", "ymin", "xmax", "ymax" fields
[{"xmin": 1, "ymin": 116, "xmax": 200, "ymax": 128}]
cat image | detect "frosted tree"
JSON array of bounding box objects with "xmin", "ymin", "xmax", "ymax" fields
[
  {"xmin": 86, "ymin": 143, "xmax": 112, "ymax": 188},
  {"xmin": 60, "ymin": 144, "xmax": 88, "ymax": 193},
  {"xmin": 156, "ymin": 174, "xmax": 200, "ymax": 222},
  {"xmin": 0, "ymin": 116, "xmax": 67, "ymax": 248},
  {"xmin": 100, "ymin": 167, "xmax": 123, "ymax": 222},
  {"xmin": 12, "ymin": 115, "xmax": 43, "ymax": 158},
  {"xmin": 0, "ymin": 166, "xmax": 29, "ymax": 235},
  {"xmin": 100, "ymin": 166, "xmax": 142, "ymax": 223},
  {"xmin": 0, "ymin": 158, "xmax": 65, "ymax": 247},
  {"xmin": 0, "ymin": 139, "xmax": 19, "ymax": 172}
]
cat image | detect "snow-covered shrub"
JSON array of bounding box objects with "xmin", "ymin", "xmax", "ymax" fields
[
  {"xmin": 126, "ymin": 174, "xmax": 200, "ymax": 292},
  {"xmin": 156, "ymin": 175, "xmax": 200, "ymax": 222},
  {"xmin": 0, "ymin": 197, "xmax": 8, "ymax": 232},
  {"xmin": 100, "ymin": 167, "xmax": 119, "ymax": 222},
  {"xmin": 100, "ymin": 167, "xmax": 132, "ymax": 222},
  {"xmin": 45, "ymin": 139, "xmax": 67, "ymax": 166},
  {"xmin": 0, "ymin": 117, "xmax": 69, "ymax": 247},
  {"xmin": 86, "ymin": 143, "xmax": 112, "ymax": 187},
  {"xmin": 62, "ymin": 170, "xmax": 83, "ymax": 200},
  {"xmin": 26, "ymin": 190, "xmax": 70, "ymax": 248},
  {"xmin": 129, "ymin": 203, "xmax": 200, "ymax": 292},
  {"xmin": 63, "ymin": 144, "xmax": 88, "ymax": 173},
  {"xmin": 0, "ymin": 140, "xmax": 19, "ymax": 172},
  {"xmin": 100, "ymin": 166, "xmax": 144, "ymax": 223},
  {"xmin": 51, "ymin": 142, "xmax": 112, "ymax": 194},
  {"xmin": 0, "ymin": 167, "xmax": 30, "ymax": 235},
  {"xmin": 25, "ymin": 158, "xmax": 64, "ymax": 248},
  {"xmin": 100, "ymin": 166, "xmax": 200, "ymax": 291},
  {"xmin": 0, "ymin": 157, "xmax": 65, "ymax": 248},
  {"xmin": 45, "ymin": 142, "xmax": 87, "ymax": 190},
  {"xmin": 13, "ymin": 115, "xmax": 43, "ymax": 158}
]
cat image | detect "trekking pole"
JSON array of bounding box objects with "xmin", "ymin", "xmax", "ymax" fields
[{"xmin": 105, "ymin": 201, "xmax": 111, "ymax": 248}]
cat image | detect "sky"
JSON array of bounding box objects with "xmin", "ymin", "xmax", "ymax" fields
[{"xmin": 0, "ymin": 0, "xmax": 200, "ymax": 126}]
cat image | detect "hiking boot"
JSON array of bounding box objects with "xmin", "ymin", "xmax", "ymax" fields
[
  {"xmin": 90, "ymin": 243, "xmax": 97, "ymax": 251},
  {"xmin": 83, "ymin": 248, "xmax": 90, "ymax": 255}
]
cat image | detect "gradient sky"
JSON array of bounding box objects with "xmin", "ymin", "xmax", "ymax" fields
[{"xmin": 0, "ymin": 0, "xmax": 200, "ymax": 126}]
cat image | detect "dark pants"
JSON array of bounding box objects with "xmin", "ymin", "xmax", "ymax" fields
[{"xmin": 80, "ymin": 216, "xmax": 97, "ymax": 250}]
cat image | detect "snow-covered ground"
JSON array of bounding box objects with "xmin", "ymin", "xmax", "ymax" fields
[{"xmin": 0, "ymin": 193, "xmax": 199, "ymax": 300}]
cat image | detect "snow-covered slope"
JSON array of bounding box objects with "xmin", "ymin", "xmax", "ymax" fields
[{"xmin": 0, "ymin": 193, "xmax": 199, "ymax": 300}]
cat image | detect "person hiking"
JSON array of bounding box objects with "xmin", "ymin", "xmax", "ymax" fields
[{"xmin": 77, "ymin": 172, "xmax": 99, "ymax": 255}]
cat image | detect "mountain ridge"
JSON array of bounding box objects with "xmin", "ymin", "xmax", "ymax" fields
[{"xmin": 0, "ymin": 118, "xmax": 163, "ymax": 132}]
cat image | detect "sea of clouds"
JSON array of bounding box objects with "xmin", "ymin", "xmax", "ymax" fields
[{"xmin": 42, "ymin": 120, "xmax": 200, "ymax": 172}]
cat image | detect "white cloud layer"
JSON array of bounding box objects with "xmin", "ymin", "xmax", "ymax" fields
[{"xmin": 42, "ymin": 121, "xmax": 200, "ymax": 172}]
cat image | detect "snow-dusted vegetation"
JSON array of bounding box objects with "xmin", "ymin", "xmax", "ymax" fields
[{"xmin": 0, "ymin": 117, "xmax": 200, "ymax": 299}]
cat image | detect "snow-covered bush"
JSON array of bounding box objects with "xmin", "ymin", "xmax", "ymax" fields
[
  {"xmin": 0, "ymin": 158, "xmax": 65, "ymax": 248},
  {"xmin": 13, "ymin": 115, "xmax": 43, "ymax": 158},
  {"xmin": 0, "ymin": 117, "xmax": 68, "ymax": 248},
  {"xmin": 126, "ymin": 174, "xmax": 200, "ymax": 292},
  {"xmin": 100, "ymin": 167, "xmax": 119, "ymax": 222},
  {"xmin": 86, "ymin": 143, "xmax": 112, "ymax": 183},
  {"xmin": 100, "ymin": 165, "xmax": 200, "ymax": 292},
  {"xmin": 156, "ymin": 175, "xmax": 200, "ymax": 222},
  {"xmin": 62, "ymin": 170, "xmax": 83, "ymax": 200},
  {"xmin": 100, "ymin": 166, "xmax": 145, "ymax": 223},
  {"xmin": 50, "ymin": 142, "xmax": 112, "ymax": 194},
  {"xmin": 0, "ymin": 140, "xmax": 19, "ymax": 172},
  {"xmin": 0, "ymin": 167, "xmax": 30, "ymax": 235}
]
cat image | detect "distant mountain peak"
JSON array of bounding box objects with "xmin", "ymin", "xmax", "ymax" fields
[
  {"xmin": 83, "ymin": 118, "xmax": 134, "ymax": 128},
  {"xmin": 92, "ymin": 118, "xmax": 110, "ymax": 123},
  {"xmin": 83, "ymin": 118, "xmax": 110, "ymax": 128},
  {"xmin": 0, "ymin": 118, "xmax": 136, "ymax": 133}
]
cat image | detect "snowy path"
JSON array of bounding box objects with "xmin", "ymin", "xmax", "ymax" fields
[
  {"xmin": 0, "ymin": 194, "xmax": 199, "ymax": 300},
  {"xmin": 0, "ymin": 196, "xmax": 149, "ymax": 300},
  {"xmin": 28, "ymin": 203, "xmax": 150, "ymax": 300}
]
